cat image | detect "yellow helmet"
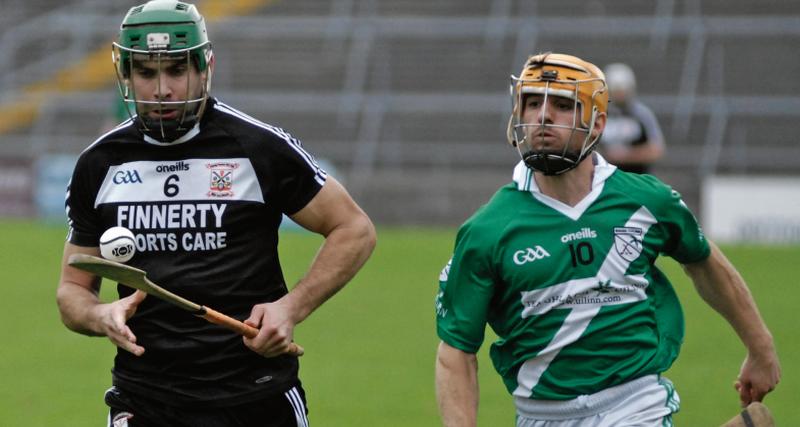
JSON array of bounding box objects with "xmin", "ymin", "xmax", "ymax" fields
[{"xmin": 507, "ymin": 52, "xmax": 608, "ymax": 175}]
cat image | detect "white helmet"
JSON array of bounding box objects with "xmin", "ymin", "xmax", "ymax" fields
[{"xmin": 604, "ymin": 63, "xmax": 637, "ymax": 95}]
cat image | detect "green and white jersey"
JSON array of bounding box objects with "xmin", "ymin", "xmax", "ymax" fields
[{"xmin": 436, "ymin": 155, "xmax": 710, "ymax": 401}]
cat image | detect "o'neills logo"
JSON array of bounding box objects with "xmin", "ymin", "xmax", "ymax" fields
[
  {"xmin": 560, "ymin": 227, "xmax": 598, "ymax": 243},
  {"xmin": 155, "ymin": 161, "xmax": 190, "ymax": 173}
]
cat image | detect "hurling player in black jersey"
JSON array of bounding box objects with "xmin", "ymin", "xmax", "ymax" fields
[{"xmin": 55, "ymin": 1, "xmax": 376, "ymax": 426}]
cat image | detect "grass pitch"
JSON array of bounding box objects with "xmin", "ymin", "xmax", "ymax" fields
[{"xmin": 0, "ymin": 220, "xmax": 796, "ymax": 425}]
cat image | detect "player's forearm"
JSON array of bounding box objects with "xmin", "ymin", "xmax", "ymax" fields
[
  {"xmin": 285, "ymin": 214, "xmax": 376, "ymax": 323},
  {"xmin": 436, "ymin": 342, "xmax": 479, "ymax": 427},
  {"xmin": 56, "ymin": 282, "xmax": 105, "ymax": 336},
  {"xmin": 684, "ymin": 243, "xmax": 775, "ymax": 353},
  {"xmin": 57, "ymin": 243, "xmax": 108, "ymax": 335}
]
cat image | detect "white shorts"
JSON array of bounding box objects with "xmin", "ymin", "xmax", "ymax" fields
[{"xmin": 515, "ymin": 375, "xmax": 680, "ymax": 427}]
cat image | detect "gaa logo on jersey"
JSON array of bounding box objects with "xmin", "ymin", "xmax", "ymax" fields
[
  {"xmin": 613, "ymin": 227, "xmax": 643, "ymax": 262},
  {"xmin": 513, "ymin": 246, "xmax": 550, "ymax": 265},
  {"xmin": 206, "ymin": 162, "xmax": 239, "ymax": 197},
  {"xmin": 112, "ymin": 170, "xmax": 142, "ymax": 185}
]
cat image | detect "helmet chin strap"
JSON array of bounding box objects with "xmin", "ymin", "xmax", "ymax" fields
[
  {"xmin": 515, "ymin": 115, "xmax": 601, "ymax": 176},
  {"xmin": 521, "ymin": 149, "xmax": 582, "ymax": 176},
  {"xmin": 515, "ymin": 127, "xmax": 595, "ymax": 176},
  {"xmin": 139, "ymin": 111, "xmax": 199, "ymax": 143}
]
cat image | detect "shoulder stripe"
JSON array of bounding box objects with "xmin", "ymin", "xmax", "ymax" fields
[
  {"xmin": 213, "ymin": 102, "xmax": 327, "ymax": 185},
  {"xmin": 81, "ymin": 119, "xmax": 136, "ymax": 154},
  {"xmin": 213, "ymin": 101, "xmax": 319, "ymax": 168},
  {"xmin": 64, "ymin": 178, "xmax": 75, "ymax": 232},
  {"xmin": 68, "ymin": 119, "xmax": 136, "ymax": 233}
]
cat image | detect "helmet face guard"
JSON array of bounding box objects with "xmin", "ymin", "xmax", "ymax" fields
[
  {"xmin": 507, "ymin": 53, "xmax": 608, "ymax": 175},
  {"xmin": 112, "ymin": 1, "xmax": 213, "ymax": 142}
]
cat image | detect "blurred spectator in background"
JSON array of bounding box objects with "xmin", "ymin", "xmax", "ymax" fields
[{"xmin": 599, "ymin": 63, "xmax": 665, "ymax": 174}]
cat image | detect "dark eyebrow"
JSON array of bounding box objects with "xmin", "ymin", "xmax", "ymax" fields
[{"xmin": 131, "ymin": 61, "xmax": 154, "ymax": 71}]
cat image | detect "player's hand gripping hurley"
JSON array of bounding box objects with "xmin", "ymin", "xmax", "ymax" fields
[{"xmin": 68, "ymin": 253, "xmax": 304, "ymax": 357}]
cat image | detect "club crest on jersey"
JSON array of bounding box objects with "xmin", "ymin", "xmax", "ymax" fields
[
  {"xmin": 613, "ymin": 227, "xmax": 643, "ymax": 262},
  {"xmin": 206, "ymin": 162, "xmax": 239, "ymax": 197}
]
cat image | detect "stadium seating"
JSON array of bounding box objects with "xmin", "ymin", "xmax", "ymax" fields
[{"xmin": 1, "ymin": 0, "xmax": 799, "ymax": 224}]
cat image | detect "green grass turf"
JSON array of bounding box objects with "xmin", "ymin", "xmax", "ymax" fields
[{"xmin": 0, "ymin": 220, "xmax": 796, "ymax": 425}]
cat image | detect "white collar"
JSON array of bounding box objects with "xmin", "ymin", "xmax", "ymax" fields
[
  {"xmin": 511, "ymin": 153, "xmax": 617, "ymax": 220},
  {"xmin": 142, "ymin": 122, "xmax": 201, "ymax": 146}
]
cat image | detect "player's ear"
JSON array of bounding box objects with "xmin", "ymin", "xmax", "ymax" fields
[{"xmin": 592, "ymin": 111, "xmax": 607, "ymax": 139}]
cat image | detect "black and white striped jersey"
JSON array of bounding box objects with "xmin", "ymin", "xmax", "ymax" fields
[{"xmin": 66, "ymin": 98, "xmax": 326, "ymax": 407}]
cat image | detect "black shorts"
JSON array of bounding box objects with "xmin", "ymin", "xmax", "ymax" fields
[{"xmin": 105, "ymin": 385, "xmax": 309, "ymax": 427}]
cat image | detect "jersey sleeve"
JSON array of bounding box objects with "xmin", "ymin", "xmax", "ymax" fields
[
  {"xmin": 435, "ymin": 221, "xmax": 497, "ymax": 353},
  {"xmin": 657, "ymin": 187, "xmax": 710, "ymax": 264},
  {"xmin": 65, "ymin": 152, "xmax": 103, "ymax": 247},
  {"xmin": 269, "ymin": 129, "xmax": 327, "ymax": 215}
]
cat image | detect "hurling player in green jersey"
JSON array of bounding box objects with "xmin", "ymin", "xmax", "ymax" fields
[{"xmin": 435, "ymin": 53, "xmax": 780, "ymax": 427}]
